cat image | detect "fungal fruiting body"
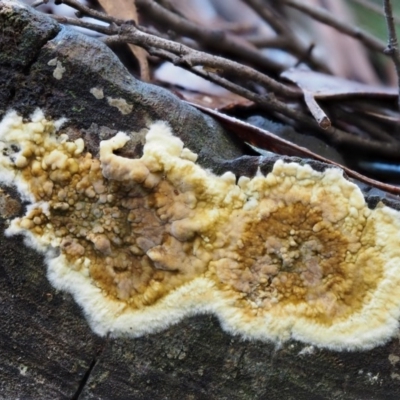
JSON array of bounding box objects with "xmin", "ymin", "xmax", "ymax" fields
[{"xmin": 1, "ymin": 110, "xmax": 400, "ymax": 351}]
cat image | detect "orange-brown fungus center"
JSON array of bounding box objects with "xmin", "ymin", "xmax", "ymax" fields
[
  {"xmin": 21, "ymin": 152, "xmax": 208, "ymax": 308},
  {"xmin": 213, "ymin": 203, "xmax": 379, "ymax": 324}
]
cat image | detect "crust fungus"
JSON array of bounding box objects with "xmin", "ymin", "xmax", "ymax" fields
[{"xmin": 1, "ymin": 109, "xmax": 400, "ymax": 351}]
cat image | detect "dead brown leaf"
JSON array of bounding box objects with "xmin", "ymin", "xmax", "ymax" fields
[
  {"xmin": 190, "ymin": 102, "xmax": 400, "ymax": 195},
  {"xmin": 281, "ymin": 68, "xmax": 397, "ymax": 128},
  {"xmin": 97, "ymin": 0, "xmax": 150, "ymax": 81}
]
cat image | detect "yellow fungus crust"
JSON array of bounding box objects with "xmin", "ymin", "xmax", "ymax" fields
[{"xmin": 1, "ymin": 109, "xmax": 400, "ymax": 350}]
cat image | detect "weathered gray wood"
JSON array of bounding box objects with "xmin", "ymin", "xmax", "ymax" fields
[{"xmin": 1, "ymin": 2, "xmax": 400, "ymax": 399}]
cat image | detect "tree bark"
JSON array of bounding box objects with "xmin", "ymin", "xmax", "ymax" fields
[{"xmin": 1, "ymin": 1, "xmax": 400, "ymax": 399}]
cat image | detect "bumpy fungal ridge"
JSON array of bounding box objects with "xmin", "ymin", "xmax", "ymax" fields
[{"xmin": 1, "ymin": 109, "xmax": 400, "ymax": 351}]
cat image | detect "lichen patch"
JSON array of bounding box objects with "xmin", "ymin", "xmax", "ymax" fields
[
  {"xmin": 106, "ymin": 97, "xmax": 133, "ymax": 115},
  {"xmin": 48, "ymin": 57, "xmax": 66, "ymax": 80},
  {"xmin": 90, "ymin": 87, "xmax": 104, "ymax": 100},
  {"xmin": 1, "ymin": 109, "xmax": 400, "ymax": 351}
]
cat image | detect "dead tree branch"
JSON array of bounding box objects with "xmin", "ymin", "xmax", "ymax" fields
[
  {"xmin": 52, "ymin": 0, "xmax": 400, "ymax": 162},
  {"xmin": 383, "ymin": 0, "xmax": 400, "ymax": 110},
  {"xmin": 282, "ymin": 0, "xmax": 387, "ymax": 52}
]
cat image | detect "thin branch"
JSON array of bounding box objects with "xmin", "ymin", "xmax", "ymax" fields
[
  {"xmin": 59, "ymin": 0, "xmax": 127, "ymax": 24},
  {"xmin": 241, "ymin": 0, "xmax": 288, "ymax": 34},
  {"xmin": 59, "ymin": 0, "xmax": 289, "ymax": 73},
  {"xmin": 129, "ymin": 39, "xmax": 400, "ymax": 158},
  {"xmin": 31, "ymin": 0, "xmax": 48, "ymax": 7},
  {"xmin": 241, "ymin": 0, "xmax": 329, "ymax": 72},
  {"xmin": 245, "ymin": 35, "xmax": 289, "ymax": 48},
  {"xmin": 135, "ymin": 0, "xmax": 287, "ymax": 73},
  {"xmin": 55, "ymin": 0, "xmax": 301, "ymax": 99},
  {"xmin": 52, "ymin": 0, "xmax": 400, "ymax": 160},
  {"xmin": 50, "ymin": 15, "xmax": 113, "ymax": 34},
  {"xmin": 147, "ymin": 46, "xmax": 308, "ymax": 119},
  {"xmin": 282, "ymin": 0, "xmax": 387, "ymax": 53},
  {"xmin": 328, "ymin": 105, "xmax": 398, "ymax": 143},
  {"xmin": 102, "ymin": 29, "xmax": 301, "ymax": 98},
  {"xmin": 383, "ymin": 0, "xmax": 400, "ymax": 110}
]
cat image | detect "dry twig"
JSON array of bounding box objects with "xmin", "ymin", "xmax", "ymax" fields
[
  {"xmin": 242, "ymin": 0, "xmax": 330, "ymax": 73},
  {"xmin": 51, "ymin": 0, "xmax": 400, "ymax": 163},
  {"xmin": 383, "ymin": 0, "xmax": 400, "ymax": 110},
  {"xmin": 55, "ymin": 1, "xmax": 300, "ymax": 97},
  {"xmin": 282, "ymin": 0, "xmax": 387, "ymax": 52},
  {"xmin": 134, "ymin": 0, "xmax": 285, "ymax": 73}
]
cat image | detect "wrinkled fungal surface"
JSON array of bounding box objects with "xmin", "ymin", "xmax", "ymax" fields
[{"xmin": 1, "ymin": 109, "xmax": 400, "ymax": 351}]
